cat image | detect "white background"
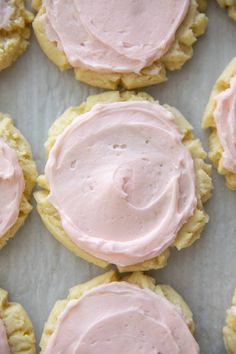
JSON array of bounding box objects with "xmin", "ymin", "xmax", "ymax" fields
[{"xmin": 0, "ymin": 1, "xmax": 235, "ymax": 353}]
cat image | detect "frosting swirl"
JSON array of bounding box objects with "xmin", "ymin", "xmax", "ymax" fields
[
  {"xmin": 214, "ymin": 75, "xmax": 236, "ymax": 173},
  {"xmin": 45, "ymin": 101, "xmax": 196, "ymax": 266},
  {"xmin": 0, "ymin": 0, "xmax": 13, "ymax": 29},
  {"xmin": 43, "ymin": 282, "xmax": 199, "ymax": 354},
  {"xmin": 0, "ymin": 319, "xmax": 10, "ymax": 354},
  {"xmin": 0, "ymin": 139, "xmax": 24, "ymax": 237},
  {"xmin": 42, "ymin": 0, "xmax": 190, "ymax": 73}
]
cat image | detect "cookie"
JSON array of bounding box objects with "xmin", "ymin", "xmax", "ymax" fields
[
  {"xmin": 224, "ymin": 289, "xmax": 236, "ymax": 354},
  {"xmin": 0, "ymin": 113, "xmax": 37, "ymax": 249},
  {"xmin": 0, "ymin": 0, "xmax": 34, "ymax": 71},
  {"xmin": 0, "ymin": 288, "xmax": 35, "ymax": 353},
  {"xmin": 217, "ymin": 0, "xmax": 236, "ymax": 21},
  {"xmin": 40, "ymin": 271, "xmax": 199, "ymax": 354},
  {"xmin": 32, "ymin": 0, "xmax": 208, "ymax": 89},
  {"xmin": 35, "ymin": 91, "xmax": 212, "ymax": 272},
  {"xmin": 202, "ymin": 57, "xmax": 236, "ymax": 190}
]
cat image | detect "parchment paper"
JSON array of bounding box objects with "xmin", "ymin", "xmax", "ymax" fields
[{"xmin": 0, "ymin": 2, "xmax": 235, "ymax": 353}]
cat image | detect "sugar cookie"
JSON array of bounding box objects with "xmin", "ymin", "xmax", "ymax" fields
[
  {"xmin": 0, "ymin": 0, "xmax": 33, "ymax": 71},
  {"xmin": 40, "ymin": 271, "xmax": 199, "ymax": 354},
  {"xmin": 202, "ymin": 57, "xmax": 236, "ymax": 190},
  {"xmin": 35, "ymin": 91, "xmax": 212, "ymax": 271},
  {"xmin": 0, "ymin": 288, "xmax": 35, "ymax": 353},
  {"xmin": 32, "ymin": 0, "xmax": 207, "ymax": 89},
  {"xmin": 0, "ymin": 113, "xmax": 37, "ymax": 249}
]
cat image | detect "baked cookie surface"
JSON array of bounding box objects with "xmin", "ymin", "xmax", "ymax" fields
[
  {"xmin": 0, "ymin": 288, "xmax": 36, "ymax": 353},
  {"xmin": 35, "ymin": 91, "xmax": 212, "ymax": 272},
  {"xmin": 202, "ymin": 57, "xmax": 236, "ymax": 190},
  {"xmin": 217, "ymin": 0, "xmax": 236, "ymax": 21},
  {"xmin": 40, "ymin": 271, "xmax": 199, "ymax": 354},
  {"xmin": 0, "ymin": 113, "xmax": 37, "ymax": 249},
  {"xmin": 224, "ymin": 289, "xmax": 236, "ymax": 354},
  {"xmin": 32, "ymin": 0, "xmax": 208, "ymax": 89},
  {"xmin": 0, "ymin": 0, "xmax": 33, "ymax": 71}
]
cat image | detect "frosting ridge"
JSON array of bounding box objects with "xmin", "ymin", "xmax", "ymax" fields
[
  {"xmin": 43, "ymin": 282, "xmax": 199, "ymax": 354},
  {"xmin": 45, "ymin": 101, "xmax": 196, "ymax": 266},
  {"xmin": 214, "ymin": 75, "xmax": 236, "ymax": 173},
  {"xmin": 42, "ymin": 0, "xmax": 190, "ymax": 73},
  {"xmin": 0, "ymin": 139, "xmax": 24, "ymax": 237}
]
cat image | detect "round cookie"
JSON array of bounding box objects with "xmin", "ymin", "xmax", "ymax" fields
[
  {"xmin": 216, "ymin": 1, "xmax": 236, "ymax": 21},
  {"xmin": 40, "ymin": 271, "xmax": 199, "ymax": 354},
  {"xmin": 0, "ymin": 0, "xmax": 34, "ymax": 71},
  {"xmin": 224, "ymin": 289, "xmax": 236, "ymax": 354},
  {"xmin": 35, "ymin": 91, "xmax": 212, "ymax": 272},
  {"xmin": 32, "ymin": 0, "xmax": 208, "ymax": 90},
  {"xmin": 0, "ymin": 288, "xmax": 35, "ymax": 353},
  {"xmin": 202, "ymin": 57, "xmax": 236, "ymax": 190},
  {"xmin": 0, "ymin": 113, "xmax": 37, "ymax": 249}
]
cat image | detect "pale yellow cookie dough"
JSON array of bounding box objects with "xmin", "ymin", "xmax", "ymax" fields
[
  {"xmin": 224, "ymin": 289, "xmax": 236, "ymax": 354},
  {"xmin": 0, "ymin": 113, "xmax": 37, "ymax": 249},
  {"xmin": 32, "ymin": 0, "xmax": 208, "ymax": 89},
  {"xmin": 34, "ymin": 91, "xmax": 212, "ymax": 272},
  {"xmin": 40, "ymin": 271, "xmax": 196, "ymax": 353},
  {"xmin": 217, "ymin": 0, "xmax": 236, "ymax": 21},
  {"xmin": 0, "ymin": 288, "xmax": 36, "ymax": 353},
  {"xmin": 0, "ymin": 0, "xmax": 34, "ymax": 71},
  {"xmin": 202, "ymin": 57, "xmax": 236, "ymax": 190}
]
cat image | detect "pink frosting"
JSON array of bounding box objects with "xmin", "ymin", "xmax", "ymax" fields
[
  {"xmin": 43, "ymin": 282, "xmax": 199, "ymax": 354},
  {"xmin": 214, "ymin": 74, "xmax": 236, "ymax": 173},
  {"xmin": 42, "ymin": 0, "xmax": 190, "ymax": 73},
  {"xmin": 0, "ymin": 319, "xmax": 10, "ymax": 354},
  {"xmin": 45, "ymin": 101, "xmax": 196, "ymax": 266},
  {"xmin": 0, "ymin": 139, "xmax": 24, "ymax": 237},
  {"xmin": 231, "ymin": 306, "xmax": 236, "ymax": 317},
  {"xmin": 0, "ymin": 0, "xmax": 13, "ymax": 29}
]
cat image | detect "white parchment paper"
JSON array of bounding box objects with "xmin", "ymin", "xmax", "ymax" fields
[{"xmin": 0, "ymin": 2, "xmax": 235, "ymax": 353}]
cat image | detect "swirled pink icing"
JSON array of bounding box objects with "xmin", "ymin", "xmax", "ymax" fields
[
  {"xmin": 42, "ymin": 0, "xmax": 190, "ymax": 73},
  {"xmin": 45, "ymin": 101, "xmax": 196, "ymax": 266},
  {"xmin": 0, "ymin": 319, "xmax": 10, "ymax": 354},
  {"xmin": 43, "ymin": 282, "xmax": 200, "ymax": 354},
  {"xmin": 0, "ymin": 0, "xmax": 13, "ymax": 29},
  {"xmin": 0, "ymin": 139, "xmax": 24, "ymax": 237},
  {"xmin": 214, "ymin": 75, "xmax": 236, "ymax": 173}
]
